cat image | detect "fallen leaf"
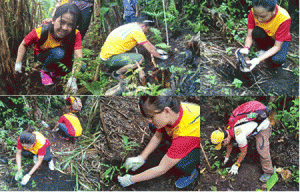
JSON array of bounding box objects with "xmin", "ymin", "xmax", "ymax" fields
[{"xmin": 281, "ymin": 169, "xmax": 292, "ymax": 181}]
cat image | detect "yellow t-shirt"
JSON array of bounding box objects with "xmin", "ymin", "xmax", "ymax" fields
[{"xmin": 99, "ymin": 23, "xmax": 148, "ymax": 60}]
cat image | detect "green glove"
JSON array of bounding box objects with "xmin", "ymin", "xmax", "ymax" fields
[{"xmin": 15, "ymin": 170, "xmax": 23, "ymax": 181}]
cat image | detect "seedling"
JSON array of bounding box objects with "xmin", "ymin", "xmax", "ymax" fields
[
  {"xmin": 232, "ymin": 78, "xmax": 243, "ymax": 88},
  {"xmin": 31, "ymin": 180, "xmax": 36, "ymax": 188},
  {"xmin": 205, "ymin": 75, "xmax": 217, "ymax": 85},
  {"xmin": 120, "ymin": 135, "xmax": 139, "ymax": 159}
]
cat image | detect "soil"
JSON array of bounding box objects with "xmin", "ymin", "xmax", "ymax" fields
[
  {"xmin": 199, "ymin": 98, "xmax": 299, "ymax": 191},
  {"xmin": 200, "ymin": 29, "xmax": 299, "ymax": 96}
]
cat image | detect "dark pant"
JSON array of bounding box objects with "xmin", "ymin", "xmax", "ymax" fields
[
  {"xmin": 79, "ymin": 6, "xmax": 94, "ymax": 39},
  {"xmin": 58, "ymin": 123, "xmax": 74, "ymax": 139},
  {"xmin": 22, "ymin": 146, "xmax": 52, "ymax": 162},
  {"xmin": 148, "ymin": 123, "xmax": 200, "ymax": 175},
  {"xmin": 36, "ymin": 47, "xmax": 69, "ymax": 73},
  {"xmin": 124, "ymin": 15, "xmax": 137, "ymax": 24},
  {"xmin": 252, "ymin": 27, "xmax": 290, "ymax": 66},
  {"xmin": 174, "ymin": 148, "xmax": 201, "ymax": 176}
]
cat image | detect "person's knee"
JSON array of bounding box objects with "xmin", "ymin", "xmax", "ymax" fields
[
  {"xmin": 252, "ymin": 27, "xmax": 267, "ymax": 39},
  {"xmin": 271, "ymin": 55, "xmax": 286, "ymax": 65},
  {"xmin": 51, "ymin": 47, "xmax": 66, "ymax": 60}
]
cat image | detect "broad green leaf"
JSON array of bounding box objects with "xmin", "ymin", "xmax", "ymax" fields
[{"xmin": 267, "ymin": 167, "xmax": 278, "ymax": 191}]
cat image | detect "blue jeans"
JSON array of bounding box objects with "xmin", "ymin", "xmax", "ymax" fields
[
  {"xmin": 22, "ymin": 146, "xmax": 52, "ymax": 162},
  {"xmin": 124, "ymin": 15, "xmax": 137, "ymax": 24},
  {"xmin": 58, "ymin": 123, "xmax": 74, "ymax": 139},
  {"xmin": 37, "ymin": 47, "xmax": 86, "ymax": 75},
  {"xmin": 252, "ymin": 27, "xmax": 290, "ymax": 66}
]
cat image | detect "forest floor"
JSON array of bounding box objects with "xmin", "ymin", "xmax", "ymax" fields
[
  {"xmin": 199, "ymin": 98, "xmax": 299, "ymax": 191},
  {"xmin": 0, "ymin": 96, "xmax": 201, "ymax": 191},
  {"xmin": 200, "ymin": 28, "xmax": 299, "ymax": 96}
]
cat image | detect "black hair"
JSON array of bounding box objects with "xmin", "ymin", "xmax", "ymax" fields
[
  {"xmin": 50, "ymin": 3, "xmax": 82, "ymax": 67},
  {"xmin": 20, "ymin": 126, "xmax": 36, "ymax": 145},
  {"xmin": 137, "ymin": 15, "xmax": 155, "ymax": 27},
  {"xmin": 62, "ymin": 105, "xmax": 72, "ymax": 114},
  {"xmin": 252, "ymin": 0, "xmax": 277, "ymax": 12},
  {"xmin": 139, "ymin": 96, "xmax": 181, "ymax": 117}
]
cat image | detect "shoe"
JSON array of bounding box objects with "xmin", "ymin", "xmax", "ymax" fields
[
  {"xmin": 59, "ymin": 135, "xmax": 69, "ymax": 141},
  {"xmin": 175, "ymin": 168, "xmax": 199, "ymax": 188},
  {"xmin": 33, "ymin": 155, "xmax": 38, "ymax": 164},
  {"xmin": 259, "ymin": 173, "xmax": 272, "ymax": 182},
  {"xmin": 40, "ymin": 70, "xmax": 54, "ymax": 85},
  {"xmin": 48, "ymin": 160, "xmax": 55, "ymax": 170}
]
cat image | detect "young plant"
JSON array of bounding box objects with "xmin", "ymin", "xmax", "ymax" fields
[
  {"xmin": 232, "ymin": 78, "xmax": 243, "ymax": 88},
  {"xmin": 205, "ymin": 75, "xmax": 217, "ymax": 85},
  {"xmin": 120, "ymin": 135, "xmax": 139, "ymax": 159}
]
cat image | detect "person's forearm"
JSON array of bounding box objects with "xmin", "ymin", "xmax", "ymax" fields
[
  {"xmin": 131, "ymin": 165, "xmax": 166, "ymax": 183},
  {"xmin": 16, "ymin": 42, "xmax": 27, "ymax": 63},
  {"xmin": 225, "ymin": 144, "xmax": 233, "ymax": 158},
  {"xmin": 28, "ymin": 160, "xmax": 43, "ymax": 176},
  {"xmin": 16, "ymin": 152, "xmax": 22, "ymax": 171},
  {"xmin": 54, "ymin": 122, "xmax": 60, "ymax": 129},
  {"xmin": 236, "ymin": 147, "xmax": 247, "ymax": 164},
  {"xmin": 140, "ymin": 133, "xmax": 162, "ymax": 160},
  {"xmin": 257, "ymin": 46, "xmax": 280, "ymax": 62},
  {"xmin": 244, "ymin": 34, "xmax": 253, "ymax": 49}
]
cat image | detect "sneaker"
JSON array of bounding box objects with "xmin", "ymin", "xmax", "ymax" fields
[
  {"xmin": 259, "ymin": 173, "xmax": 272, "ymax": 182},
  {"xmin": 40, "ymin": 70, "xmax": 54, "ymax": 85},
  {"xmin": 175, "ymin": 168, "xmax": 199, "ymax": 188},
  {"xmin": 33, "ymin": 155, "xmax": 38, "ymax": 164},
  {"xmin": 59, "ymin": 135, "xmax": 69, "ymax": 141},
  {"xmin": 48, "ymin": 160, "xmax": 55, "ymax": 170}
]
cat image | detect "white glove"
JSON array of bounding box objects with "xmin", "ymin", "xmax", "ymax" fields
[
  {"xmin": 242, "ymin": 58, "xmax": 260, "ymax": 72},
  {"xmin": 229, "ymin": 164, "xmax": 239, "ymax": 175},
  {"xmin": 20, "ymin": 174, "xmax": 31, "ymax": 185},
  {"xmin": 15, "ymin": 62, "xmax": 22, "ymax": 73},
  {"xmin": 15, "ymin": 170, "xmax": 23, "ymax": 181},
  {"xmin": 124, "ymin": 155, "xmax": 145, "ymax": 171},
  {"xmin": 157, "ymin": 49, "xmax": 168, "ymax": 60},
  {"xmin": 223, "ymin": 157, "xmax": 229, "ymax": 165},
  {"xmin": 118, "ymin": 174, "xmax": 134, "ymax": 187},
  {"xmin": 66, "ymin": 76, "xmax": 78, "ymax": 94},
  {"xmin": 239, "ymin": 47, "xmax": 250, "ymax": 55}
]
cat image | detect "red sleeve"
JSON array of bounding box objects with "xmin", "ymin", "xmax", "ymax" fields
[
  {"xmin": 248, "ymin": 10, "xmax": 255, "ymax": 29},
  {"xmin": 138, "ymin": 40, "xmax": 148, "ymax": 45},
  {"xmin": 38, "ymin": 139, "xmax": 51, "ymax": 156},
  {"xmin": 275, "ymin": 19, "xmax": 291, "ymax": 41},
  {"xmin": 24, "ymin": 29, "xmax": 39, "ymax": 47},
  {"xmin": 58, "ymin": 115, "xmax": 65, "ymax": 123},
  {"xmin": 156, "ymin": 128, "xmax": 163, "ymax": 133},
  {"xmin": 166, "ymin": 136, "xmax": 200, "ymax": 159},
  {"xmin": 74, "ymin": 31, "xmax": 83, "ymax": 50},
  {"xmin": 17, "ymin": 137, "xmax": 23, "ymax": 150}
]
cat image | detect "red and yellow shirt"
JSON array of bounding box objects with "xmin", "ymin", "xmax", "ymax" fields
[
  {"xmin": 99, "ymin": 23, "xmax": 148, "ymax": 60},
  {"xmin": 248, "ymin": 5, "xmax": 291, "ymax": 41},
  {"xmin": 157, "ymin": 103, "xmax": 200, "ymax": 159},
  {"xmin": 17, "ymin": 132, "xmax": 50, "ymax": 156},
  {"xmin": 58, "ymin": 113, "xmax": 82, "ymax": 137},
  {"xmin": 24, "ymin": 26, "xmax": 83, "ymax": 56}
]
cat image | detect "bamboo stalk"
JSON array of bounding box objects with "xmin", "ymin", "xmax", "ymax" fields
[
  {"xmin": 162, "ymin": 0, "xmax": 169, "ymax": 45},
  {"xmin": 200, "ymin": 143, "xmax": 211, "ymax": 170}
]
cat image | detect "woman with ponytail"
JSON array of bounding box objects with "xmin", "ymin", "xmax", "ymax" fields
[{"xmin": 14, "ymin": 127, "xmax": 54, "ymax": 185}]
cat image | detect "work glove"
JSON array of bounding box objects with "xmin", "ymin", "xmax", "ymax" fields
[
  {"xmin": 20, "ymin": 174, "xmax": 31, "ymax": 185},
  {"xmin": 124, "ymin": 155, "xmax": 145, "ymax": 171},
  {"xmin": 15, "ymin": 170, "xmax": 23, "ymax": 181},
  {"xmin": 228, "ymin": 164, "xmax": 239, "ymax": 175},
  {"xmin": 15, "ymin": 62, "xmax": 22, "ymax": 73},
  {"xmin": 243, "ymin": 58, "xmax": 260, "ymax": 72},
  {"xmin": 239, "ymin": 47, "xmax": 250, "ymax": 55},
  {"xmin": 66, "ymin": 76, "xmax": 78, "ymax": 94},
  {"xmin": 118, "ymin": 174, "xmax": 134, "ymax": 187},
  {"xmin": 223, "ymin": 157, "xmax": 229, "ymax": 165},
  {"xmin": 156, "ymin": 49, "xmax": 168, "ymax": 60}
]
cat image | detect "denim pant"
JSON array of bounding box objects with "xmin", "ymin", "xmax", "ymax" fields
[
  {"xmin": 58, "ymin": 123, "xmax": 74, "ymax": 139},
  {"xmin": 22, "ymin": 146, "xmax": 52, "ymax": 162},
  {"xmin": 124, "ymin": 15, "xmax": 137, "ymax": 24},
  {"xmin": 37, "ymin": 47, "xmax": 86, "ymax": 74},
  {"xmin": 252, "ymin": 27, "xmax": 290, "ymax": 66},
  {"xmin": 148, "ymin": 123, "xmax": 200, "ymax": 175}
]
